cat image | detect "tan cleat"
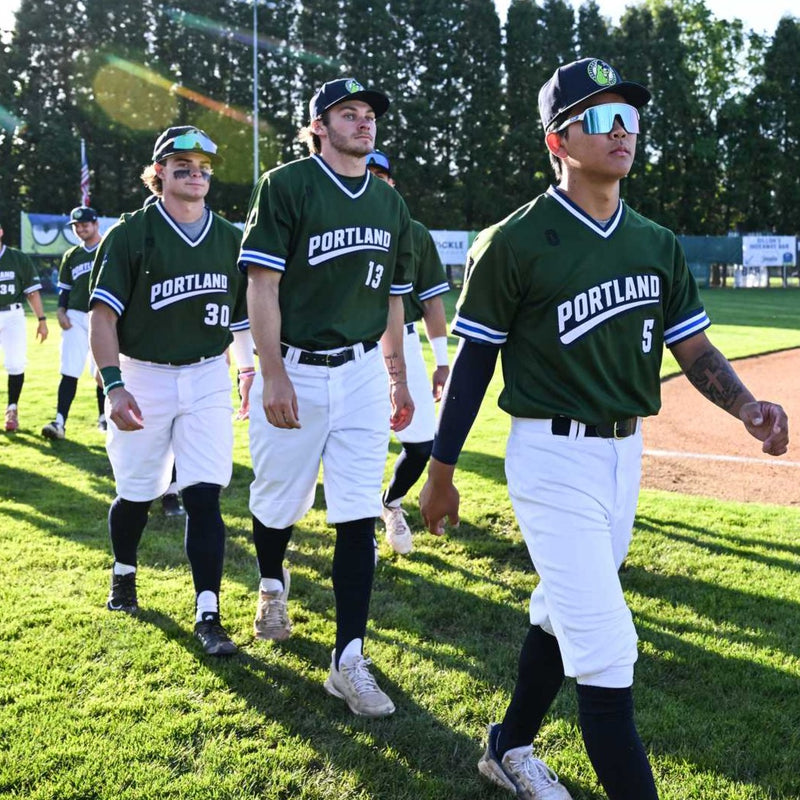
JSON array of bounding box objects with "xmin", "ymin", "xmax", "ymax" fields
[
  {"xmin": 5, "ymin": 406, "xmax": 19, "ymax": 432},
  {"xmin": 254, "ymin": 567, "xmax": 292, "ymax": 641},
  {"xmin": 323, "ymin": 650, "xmax": 395, "ymax": 718}
]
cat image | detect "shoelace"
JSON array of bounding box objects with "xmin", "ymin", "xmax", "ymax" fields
[
  {"xmin": 508, "ymin": 749, "xmax": 560, "ymax": 790},
  {"xmin": 342, "ymin": 656, "xmax": 379, "ymax": 694},
  {"xmin": 263, "ymin": 594, "xmax": 288, "ymax": 625},
  {"xmin": 385, "ymin": 507, "xmax": 409, "ymax": 535}
]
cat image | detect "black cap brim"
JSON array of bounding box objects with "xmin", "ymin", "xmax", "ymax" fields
[{"xmin": 321, "ymin": 90, "xmax": 390, "ymax": 118}]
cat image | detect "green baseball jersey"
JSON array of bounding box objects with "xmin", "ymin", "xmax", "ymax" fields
[
  {"xmin": 58, "ymin": 243, "xmax": 99, "ymax": 312},
  {"xmin": 403, "ymin": 219, "xmax": 449, "ymax": 324},
  {"xmin": 89, "ymin": 200, "xmax": 248, "ymax": 363},
  {"xmin": 0, "ymin": 245, "xmax": 41, "ymax": 308},
  {"xmin": 239, "ymin": 154, "xmax": 413, "ymax": 350},
  {"xmin": 452, "ymin": 186, "xmax": 710, "ymax": 423}
]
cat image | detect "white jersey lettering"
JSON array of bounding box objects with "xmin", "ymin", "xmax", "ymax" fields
[{"xmin": 307, "ymin": 226, "xmax": 392, "ymax": 266}]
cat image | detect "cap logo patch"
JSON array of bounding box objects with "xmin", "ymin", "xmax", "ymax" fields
[
  {"xmin": 587, "ymin": 59, "xmax": 618, "ymax": 88},
  {"xmin": 345, "ymin": 79, "xmax": 365, "ymax": 94}
]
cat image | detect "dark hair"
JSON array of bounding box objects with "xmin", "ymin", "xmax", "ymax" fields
[
  {"xmin": 548, "ymin": 125, "xmax": 570, "ymax": 180},
  {"xmin": 297, "ymin": 111, "xmax": 330, "ymax": 155}
]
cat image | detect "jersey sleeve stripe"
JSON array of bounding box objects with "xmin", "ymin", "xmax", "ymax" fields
[
  {"xmin": 452, "ymin": 312, "xmax": 508, "ymax": 345},
  {"xmin": 229, "ymin": 319, "xmax": 250, "ymax": 332},
  {"xmin": 390, "ymin": 281, "xmax": 414, "ymax": 296},
  {"xmin": 24, "ymin": 281, "xmax": 43, "ymax": 294},
  {"xmin": 57, "ymin": 281, "xmax": 73, "ymax": 292},
  {"xmin": 664, "ymin": 309, "xmax": 710, "ymax": 346},
  {"xmin": 90, "ymin": 288, "xmax": 125, "ymax": 316},
  {"xmin": 238, "ymin": 250, "xmax": 286, "ymax": 272},
  {"xmin": 417, "ymin": 282, "xmax": 450, "ymax": 301}
]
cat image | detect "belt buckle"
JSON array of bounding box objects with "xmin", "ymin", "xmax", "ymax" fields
[
  {"xmin": 612, "ymin": 419, "xmax": 634, "ymax": 439},
  {"xmin": 324, "ymin": 352, "xmax": 337, "ymax": 367}
]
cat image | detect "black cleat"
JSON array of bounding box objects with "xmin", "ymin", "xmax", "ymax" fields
[
  {"xmin": 107, "ymin": 571, "xmax": 138, "ymax": 613},
  {"xmin": 161, "ymin": 492, "xmax": 185, "ymax": 517},
  {"xmin": 194, "ymin": 612, "xmax": 238, "ymax": 656}
]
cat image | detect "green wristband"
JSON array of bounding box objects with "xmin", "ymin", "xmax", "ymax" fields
[{"xmin": 100, "ymin": 366, "xmax": 123, "ymax": 392}]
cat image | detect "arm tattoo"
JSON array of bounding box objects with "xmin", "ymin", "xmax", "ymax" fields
[
  {"xmin": 683, "ymin": 348, "xmax": 746, "ymax": 412},
  {"xmin": 384, "ymin": 351, "xmax": 406, "ymax": 383}
]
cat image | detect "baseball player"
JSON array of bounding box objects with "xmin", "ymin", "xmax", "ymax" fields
[
  {"xmin": 89, "ymin": 126, "xmax": 255, "ymax": 656},
  {"xmin": 42, "ymin": 206, "xmax": 105, "ymax": 440},
  {"xmin": 365, "ymin": 150, "xmax": 450, "ymax": 555},
  {"xmin": 0, "ymin": 221, "xmax": 48, "ymax": 432},
  {"xmin": 239, "ymin": 77, "xmax": 414, "ymax": 717},
  {"xmin": 420, "ymin": 58, "xmax": 789, "ymax": 800}
]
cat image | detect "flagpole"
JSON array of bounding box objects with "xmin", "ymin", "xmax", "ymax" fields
[{"xmin": 80, "ymin": 139, "xmax": 90, "ymax": 206}]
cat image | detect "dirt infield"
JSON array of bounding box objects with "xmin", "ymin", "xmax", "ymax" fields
[{"xmin": 642, "ymin": 348, "xmax": 800, "ymax": 507}]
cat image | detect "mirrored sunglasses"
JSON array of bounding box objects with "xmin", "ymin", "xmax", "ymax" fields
[
  {"xmin": 554, "ymin": 103, "xmax": 640, "ymax": 135},
  {"xmin": 171, "ymin": 131, "xmax": 218, "ymax": 155}
]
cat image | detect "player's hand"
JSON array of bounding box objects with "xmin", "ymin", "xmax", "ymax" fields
[
  {"xmin": 419, "ymin": 478, "xmax": 459, "ymax": 536},
  {"xmin": 107, "ymin": 386, "xmax": 144, "ymax": 431},
  {"xmin": 57, "ymin": 308, "xmax": 72, "ymax": 331},
  {"xmin": 264, "ymin": 371, "xmax": 300, "ymax": 429},
  {"xmin": 390, "ymin": 382, "xmax": 414, "ymax": 431},
  {"xmin": 431, "ymin": 365, "xmax": 450, "ymax": 402},
  {"xmin": 236, "ymin": 369, "xmax": 255, "ymax": 420},
  {"xmin": 36, "ymin": 320, "xmax": 48, "ymax": 342},
  {"xmin": 739, "ymin": 400, "xmax": 789, "ymax": 456}
]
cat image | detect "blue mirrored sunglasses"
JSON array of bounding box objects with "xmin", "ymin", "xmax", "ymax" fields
[
  {"xmin": 171, "ymin": 132, "xmax": 218, "ymax": 155},
  {"xmin": 554, "ymin": 103, "xmax": 640, "ymax": 135}
]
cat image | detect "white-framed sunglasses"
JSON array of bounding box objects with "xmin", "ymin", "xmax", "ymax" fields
[{"xmin": 554, "ymin": 103, "xmax": 640, "ymax": 135}]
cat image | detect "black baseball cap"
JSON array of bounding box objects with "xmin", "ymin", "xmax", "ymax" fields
[
  {"xmin": 69, "ymin": 206, "xmax": 98, "ymax": 224},
  {"xmin": 152, "ymin": 126, "xmax": 222, "ymax": 163},
  {"xmin": 538, "ymin": 58, "xmax": 651, "ymax": 132},
  {"xmin": 309, "ymin": 78, "xmax": 390, "ymax": 120},
  {"xmin": 366, "ymin": 150, "xmax": 391, "ymax": 175}
]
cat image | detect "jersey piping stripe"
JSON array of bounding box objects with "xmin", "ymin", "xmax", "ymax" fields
[
  {"xmin": 24, "ymin": 282, "xmax": 43, "ymax": 294},
  {"xmin": 546, "ymin": 186, "xmax": 624, "ymax": 238},
  {"xmin": 664, "ymin": 310, "xmax": 710, "ymax": 346},
  {"xmin": 57, "ymin": 281, "xmax": 73, "ymax": 291},
  {"xmin": 311, "ymin": 154, "xmax": 370, "ymax": 199},
  {"xmin": 91, "ymin": 287, "xmax": 125, "ymax": 316},
  {"xmin": 0, "ymin": 245, "xmax": 5, "ymax": 259},
  {"xmin": 239, "ymin": 250, "xmax": 286, "ymax": 271},
  {"xmin": 155, "ymin": 201, "xmax": 214, "ymax": 247},
  {"xmin": 452, "ymin": 313, "xmax": 507, "ymax": 345},
  {"xmin": 390, "ymin": 281, "xmax": 414, "ymax": 295},
  {"xmin": 417, "ymin": 282, "xmax": 450, "ymax": 301},
  {"xmin": 229, "ymin": 319, "xmax": 250, "ymax": 331},
  {"xmin": 560, "ymin": 297, "xmax": 660, "ymax": 345}
]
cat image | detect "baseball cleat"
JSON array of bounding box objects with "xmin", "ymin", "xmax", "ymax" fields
[
  {"xmin": 41, "ymin": 420, "xmax": 66, "ymax": 440},
  {"xmin": 106, "ymin": 570, "xmax": 138, "ymax": 614},
  {"xmin": 161, "ymin": 492, "xmax": 185, "ymax": 517},
  {"xmin": 478, "ymin": 723, "xmax": 572, "ymax": 800},
  {"xmin": 254, "ymin": 567, "xmax": 292, "ymax": 640},
  {"xmin": 5, "ymin": 406, "xmax": 19, "ymax": 432},
  {"xmin": 381, "ymin": 504, "xmax": 413, "ymax": 555},
  {"xmin": 194, "ymin": 612, "xmax": 238, "ymax": 656},
  {"xmin": 323, "ymin": 650, "xmax": 395, "ymax": 718}
]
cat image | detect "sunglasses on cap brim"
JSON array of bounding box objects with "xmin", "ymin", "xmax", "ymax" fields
[
  {"xmin": 168, "ymin": 132, "xmax": 219, "ymax": 156},
  {"xmin": 554, "ymin": 103, "xmax": 640, "ymax": 135}
]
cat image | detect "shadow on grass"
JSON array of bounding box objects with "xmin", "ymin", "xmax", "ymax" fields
[{"xmin": 130, "ymin": 608, "xmax": 516, "ymax": 800}]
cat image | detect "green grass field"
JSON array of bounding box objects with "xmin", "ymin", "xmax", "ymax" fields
[{"xmin": 1, "ymin": 289, "xmax": 799, "ymax": 799}]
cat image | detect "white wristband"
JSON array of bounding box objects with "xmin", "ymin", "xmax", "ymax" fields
[{"xmin": 430, "ymin": 336, "xmax": 449, "ymax": 367}]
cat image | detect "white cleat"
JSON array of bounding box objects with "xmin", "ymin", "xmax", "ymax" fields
[
  {"xmin": 381, "ymin": 504, "xmax": 413, "ymax": 555},
  {"xmin": 254, "ymin": 567, "xmax": 292, "ymax": 641},
  {"xmin": 323, "ymin": 650, "xmax": 395, "ymax": 718}
]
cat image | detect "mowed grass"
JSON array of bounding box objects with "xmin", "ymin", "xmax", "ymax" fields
[{"xmin": 1, "ymin": 290, "xmax": 799, "ymax": 800}]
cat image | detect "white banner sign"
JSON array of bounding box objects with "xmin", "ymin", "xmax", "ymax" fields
[
  {"xmin": 430, "ymin": 230, "xmax": 470, "ymax": 266},
  {"xmin": 742, "ymin": 235, "xmax": 796, "ymax": 268}
]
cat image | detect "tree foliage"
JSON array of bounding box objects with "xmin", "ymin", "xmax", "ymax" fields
[{"xmin": 0, "ymin": 0, "xmax": 798, "ymax": 244}]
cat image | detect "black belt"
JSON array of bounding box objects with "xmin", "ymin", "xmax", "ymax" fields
[
  {"xmin": 281, "ymin": 341, "xmax": 377, "ymax": 367},
  {"xmin": 0, "ymin": 303, "xmax": 23, "ymax": 312},
  {"xmin": 551, "ymin": 415, "xmax": 639, "ymax": 439},
  {"xmin": 405, "ymin": 322, "xmax": 416, "ymax": 334}
]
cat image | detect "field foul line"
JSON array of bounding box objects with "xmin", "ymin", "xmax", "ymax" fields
[{"xmin": 643, "ymin": 449, "xmax": 800, "ymax": 468}]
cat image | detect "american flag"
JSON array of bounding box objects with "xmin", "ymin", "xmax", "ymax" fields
[{"xmin": 80, "ymin": 139, "xmax": 90, "ymax": 206}]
